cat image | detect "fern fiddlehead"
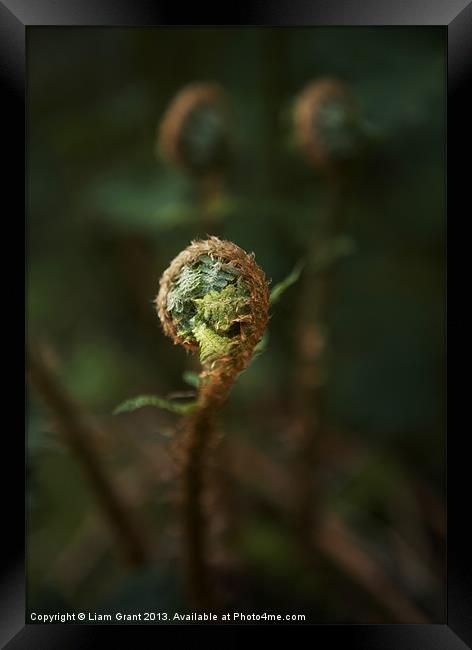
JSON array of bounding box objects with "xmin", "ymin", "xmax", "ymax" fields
[
  {"xmin": 157, "ymin": 82, "xmax": 231, "ymax": 176},
  {"xmin": 293, "ymin": 78, "xmax": 361, "ymax": 172}
]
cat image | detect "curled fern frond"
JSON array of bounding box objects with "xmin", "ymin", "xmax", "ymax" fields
[
  {"xmin": 155, "ymin": 237, "xmax": 269, "ymax": 406},
  {"xmin": 157, "ymin": 83, "xmax": 231, "ymax": 176},
  {"xmin": 293, "ymin": 78, "xmax": 361, "ymax": 170}
]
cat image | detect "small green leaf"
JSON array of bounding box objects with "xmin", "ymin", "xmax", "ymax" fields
[
  {"xmin": 113, "ymin": 394, "xmax": 197, "ymax": 416},
  {"xmin": 269, "ymin": 260, "xmax": 305, "ymax": 305},
  {"xmin": 253, "ymin": 330, "xmax": 270, "ymax": 357},
  {"xmin": 182, "ymin": 371, "xmax": 200, "ymax": 388},
  {"xmin": 240, "ymin": 332, "xmax": 271, "ymax": 374}
]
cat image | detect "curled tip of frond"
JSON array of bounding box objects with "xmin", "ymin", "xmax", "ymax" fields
[
  {"xmin": 156, "ymin": 237, "xmax": 269, "ymax": 401},
  {"xmin": 156, "ymin": 82, "xmax": 231, "ymax": 175},
  {"xmin": 293, "ymin": 78, "xmax": 358, "ymax": 170}
]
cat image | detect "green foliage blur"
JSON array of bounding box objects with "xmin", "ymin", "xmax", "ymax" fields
[{"xmin": 27, "ymin": 27, "xmax": 445, "ymax": 622}]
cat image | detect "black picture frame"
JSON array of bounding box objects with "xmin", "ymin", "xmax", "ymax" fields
[{"xmin": 4, "ymin": 1, "xmax": 465, "ymax": 646}]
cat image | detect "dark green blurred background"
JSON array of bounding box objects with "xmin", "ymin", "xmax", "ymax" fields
[{"xmin": 27, "ymin": 27, "xmax": 445, "ymax": 622}]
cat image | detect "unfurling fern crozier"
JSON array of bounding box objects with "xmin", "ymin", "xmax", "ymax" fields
[{"xmin": 156, "ymin": 237, "xmax": 269, "ymax": 408}]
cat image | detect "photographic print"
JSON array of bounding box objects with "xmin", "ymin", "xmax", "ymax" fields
[{"xmin": 25, "ymin": 25, "xmax": 446, "ymax": 629}]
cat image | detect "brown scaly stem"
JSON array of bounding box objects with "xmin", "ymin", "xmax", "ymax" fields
[
  {"xmin": 179, "ymin": 397, "xmax": 218, "ymax": 609},
  {"xmin": 179, "ymin": 367, "xmax": 243, "ymax": 610},
  {"xmin": 176, "ymin": 359, "xmax": 248, "ymax": 609},
  {"xmin": 293, "ymin": 171, "xmax": 348, "ymax": 553}
]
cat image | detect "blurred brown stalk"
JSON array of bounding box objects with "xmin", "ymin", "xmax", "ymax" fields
[{"xmin": 27, "ymin": 343, "xmax": 154, "ymax": 568}]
